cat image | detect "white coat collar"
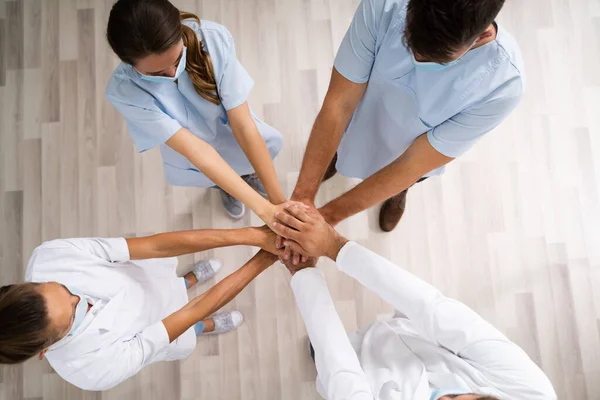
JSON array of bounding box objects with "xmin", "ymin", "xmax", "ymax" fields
[
  {"xmin": 48, "ymin": 290, "xmax": 127, "ymax": 359},
  {"xmin": 361, "ymin": 321, "xmax": 430, "ymax": 399}
]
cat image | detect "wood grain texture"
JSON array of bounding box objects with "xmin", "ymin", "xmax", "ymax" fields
[{"xmin": 0, "ymin": 0, "xmax": 598, "ymax": 399}]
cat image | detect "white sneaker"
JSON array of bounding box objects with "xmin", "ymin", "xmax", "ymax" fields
[
  {"xmin": 192, "ymin": 259, "xmax": 222, "ymax": 284},
  {"xmin": 201, "ymin": 310, "xmax": 244, "ymax": 335}
]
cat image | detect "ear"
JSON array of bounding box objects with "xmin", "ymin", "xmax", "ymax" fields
[
  {"xmin": 477, "ymin": 25, "xmax": 495, "ymax": 42},
  {"xmin": 38, "ymin": 349, "xmax": 48, "ymax": 360}
]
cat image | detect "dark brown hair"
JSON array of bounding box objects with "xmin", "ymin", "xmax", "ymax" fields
[
  {"xmin": 404, "ymin": 0, "xmax": 505, "ymax": 62},
  {"xmin": 106, "ymin": 0, "xmax": 220, "ymax": 105},
  {"xmin": 0, "ymin": 283, "xmax": 54, "ymax": 364}
]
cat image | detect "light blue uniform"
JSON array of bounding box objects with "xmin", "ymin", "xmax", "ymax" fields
[
  {"xmin": 334, "ymin": 0, "xmax": 525, "ymax": 179},
  {"xmin": 106, "ymin": 20, "xmax": 283, "ymax": 188}
]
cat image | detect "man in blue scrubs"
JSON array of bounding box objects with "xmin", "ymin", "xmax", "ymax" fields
[{"xmin": 290, "ymin": 0, "xmax": 524, "ymax": 234}]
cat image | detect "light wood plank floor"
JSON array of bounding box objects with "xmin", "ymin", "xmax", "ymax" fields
[{"xmin": 1, "ymin": 0, "xmax": 599, "ymax": 399}]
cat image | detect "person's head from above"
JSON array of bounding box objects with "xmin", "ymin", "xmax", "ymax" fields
[
  {"xmin": 0, "ymin": 282, "xmax": 87, "ymax": 364},
  {"xmin": 404, "ymin": 0, "xmax": 505, "ymax": 65},
  {"xmin": 106, "ymin": 0, "xmax": 219, "ymax": 104}
]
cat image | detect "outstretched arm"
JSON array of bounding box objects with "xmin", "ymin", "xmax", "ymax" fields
[
  {"xmin": 162, "ymin": 250, "xmax": 277, "ymax": 341},
  {"xmin": 79, "ymin": 251, "xmax": 277, "ymax": 391},
  {"xmin": 228, "ymin": 102, "xmax": 286, "ymax": 204},
  {"xmin": 291, "ymin": 267, "xmax": 374, "ymax": 399},
  {"xmin": 126, "ymin": 226, "xmax": 280, "ymax": 260},
  {"xmin": 166, "ymin": 129, "xmax": 287, "ymax": 227},
  {"xmin": 273, "ymin": 205, "xmax": 557, "ymax": 400},
  {"xmin": 291, "ymin": 68, "xmax": 366, "ymax": 206},
  {"xmin": 319, "ymin": 133, "xmax": 452, "ymax": 226}
]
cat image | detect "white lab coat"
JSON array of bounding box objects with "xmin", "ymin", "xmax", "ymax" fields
[
  {"xmin": 25, "ymin": 238, "xmax": 196, "ymax": 391},
  {"xmin": 291, "ymin": 242, "xmax": 557, "ymax": 400}
]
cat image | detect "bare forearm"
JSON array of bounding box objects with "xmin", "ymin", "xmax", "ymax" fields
[
  {"xmin": 292, "ymin": 108, "xmax": 347, "ymax": 202},
  {"xmin": 237, "ymin": 133, "xmax": 286, "ymax": 204},
  {"xmin": 320, "ymin": 134, "xmax": 453, "ymax": 226},
  {"xmin": 320, "ymin": 158, "xmax": 422, "ymax": 226},
  {"xmin": 126, "ymin": 228, "xmax": 262, "ymax": 260},
  {"xmin": 162, "ymin": 250, "xmax": 277, "ymax": 342},
  {"xmin": 292, "ymin": 69, "xmax": 365, "ymax": 202},
  {"xmin": 188, "ymin": 145, "xmax": 273, "ymax": 220}
]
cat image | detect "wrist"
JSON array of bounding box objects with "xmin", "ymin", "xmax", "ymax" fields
[
  {"xmin": 319, "ymin": 203, "xmax": 342, "ymax": 227},
  {"xmin": 243, "ymin": 227, "xmax": 262, "ymax": 247},
  {"xmin": 291, "ymin": 187, "xmax": 316, "ymax": 204},
  {"xmin": 257, "ymin": 202, "xmax": 275, "ymax": 224},
  {"xmin": 325, "ymin": 234, "xmax": 349, "ymax": 260}
]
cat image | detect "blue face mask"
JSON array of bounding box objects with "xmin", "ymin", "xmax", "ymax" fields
[
  {"xmin": 65, "ymin": 286, "xmax": 89, "ymax": 336},
  {"xmin": 139, "ymin": 46, "xmax": 187, "ymax": 83},
  {"xmin": 429, "ymin": 388, "xmax": 469, "ymax": 400},
  {"xmin": 411, "ymin": 40, "xmax": 477, "ymax": 71}
]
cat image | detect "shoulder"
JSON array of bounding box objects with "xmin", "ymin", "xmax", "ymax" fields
[
  {"xmin": 184, "ymin": 19, "xmax": 233, "ymax": 50},
  {"xmin": 184, "ymin": 19, "xmax": 236, "ymax": 76},
  {"xmin": 25, "ymin": 240, "xmax": 73, "ymax": 282},
  {"xmin": 365, "ymin": 0, "xmax": 408, "ymax": 31},
  {"xmin": 466, "ymin": 27, "xmax": 525, "ymax": 106},
  {"xmin": 105, "ymin": 63, "xmax": 144, "ymax": 101},
  {"xmin": 105, "ymin": 64, "xmax": 161, "ymax": 111},
  {"xmin": 494, "ymin": 24, "xmax": 526, "ymax": 82}
]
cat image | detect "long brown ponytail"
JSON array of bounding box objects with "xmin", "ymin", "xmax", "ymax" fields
[
  {"xmin": 180, "ymin": 12, "xmax": 220, "ymax": 105},
  {"xmin": 106, "ymin": 0, "xmax": 220, "ymax": 105}
]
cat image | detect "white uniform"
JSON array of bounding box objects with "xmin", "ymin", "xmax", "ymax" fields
[
  {"xmin": 291, "ymin": 242, "xmax": 557, "ymax": 400},
  {"xmin": 25, "ymin": 238, "xmax": 195, "ymax": 391}
]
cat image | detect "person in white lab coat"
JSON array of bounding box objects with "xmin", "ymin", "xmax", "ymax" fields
[
  {"xmin": 0, "ymin": 227, "xmax": 279, "ymax": 391},
  {"xmin": 272, "ymin": 204, "xmax": 557, "ymax": 400}
]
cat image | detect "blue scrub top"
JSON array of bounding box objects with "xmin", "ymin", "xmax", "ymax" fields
[
  {"xmin": 106, "ymin": 20, "xmax": 283, "ymax": 188},
  {"xmin": 334, "ymin": 0, "xmax": 525, "ymax": 180}
]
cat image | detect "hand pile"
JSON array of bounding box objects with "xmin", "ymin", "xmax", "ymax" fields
[{"xmin": 261, "ymin": 202, "xmax": 348, "ymax": 275}]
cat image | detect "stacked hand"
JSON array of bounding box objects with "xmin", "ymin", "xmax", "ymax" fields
[
  {"xmin": 255, "ymin": 201, "xmax": 347, "ymax": 274},
  {"xmin": 271, "ymin": 202, "xmax": 348, "ymax": 262}
]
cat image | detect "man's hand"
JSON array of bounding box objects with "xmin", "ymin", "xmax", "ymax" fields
[
  {"xmin": 280, "ymin": 256, "xmax": 318, "ymax": 276},
  {"xmin": 272, "ymin": 203, "xmax": 349, "ymax": 260},
  {"xmin": 275, "ymin": 197, "xmax": 315, "ymax": 252}
]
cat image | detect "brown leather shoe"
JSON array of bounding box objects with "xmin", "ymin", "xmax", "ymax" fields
[
  {"xmin": 322, "ymin": 153, "xmax": 338, "ymax": 183},
  {"xmin": 379, "ymin": 189, "xmax": 409, "ymax": 232}
]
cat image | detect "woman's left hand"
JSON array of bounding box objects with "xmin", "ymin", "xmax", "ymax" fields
[
  {"xmin": 264, "ymin": 201, "xmax": 309, "ymax": 231},
  {"xmin": 253, "ymin": 225, "xmax": 282, "ymax": 255}
]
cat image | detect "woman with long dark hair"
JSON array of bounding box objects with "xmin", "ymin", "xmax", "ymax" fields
[
  {"xmin": 106, "ymin": 0, "xmax": 286, "ymax": 221},
  {"xmin": 0, "ymin": 227, "xmax": 280, "ymax": 390}
]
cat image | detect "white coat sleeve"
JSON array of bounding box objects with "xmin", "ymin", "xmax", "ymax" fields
[
  {"xmin": 64, "ymin": 321, "xmax": 171, "ymax": 391},
  {"xmin": 38, "ymin": 238, "xmax": 130, "ymax": 263},
  {"xmin": 291, "ymin": 268, "xmax": 374, "ymax": 400},
  {"xmin": 336, "ymin": 242, "xmax": 557, "ymax": 400}
]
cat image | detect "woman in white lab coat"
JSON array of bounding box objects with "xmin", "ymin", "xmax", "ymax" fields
[
  {"xmin": 105, "ymin": 0, "xmax": 286, "ymax": 221},
  {"xmin": 0, "ymin": 227, "xmax": 279, "ymax": 391}
]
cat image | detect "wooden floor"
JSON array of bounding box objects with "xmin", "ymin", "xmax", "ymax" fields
[{"xmin": 1, "ymin": 0, "xmax": 599, "ymax": 399}]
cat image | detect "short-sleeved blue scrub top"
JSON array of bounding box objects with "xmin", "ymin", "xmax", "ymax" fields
[{"xmin": 106, "ymin": 20, "xmax": 283, "ymax": 188}]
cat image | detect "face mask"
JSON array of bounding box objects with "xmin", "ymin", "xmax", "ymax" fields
[
  {"xmin": 65, "ymin": 286, "xmax": 89, "ymax": 336},
  {"xmin": 139, "ymin": 46, "xmax": 187, "ymax": 83},
  {"xmin": 429, "ymin": 388, "xmax": 469, "ymax": 400},
  {"xmin": 411, "ymin": 40, "xmax": 477, "ymax": 71}
]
